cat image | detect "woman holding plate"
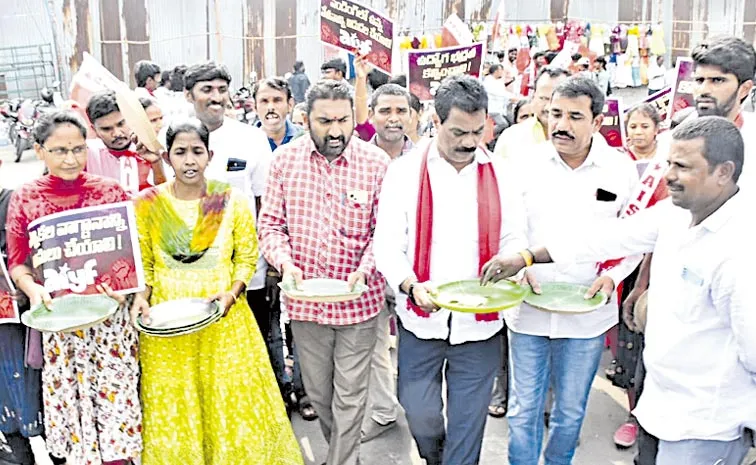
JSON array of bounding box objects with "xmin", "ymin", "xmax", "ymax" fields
[
  {"xmin": 6, "ymin": 110, "xmax": 142, "ymax": 465},
  {"xmin": 131, "ymin": 118, "xmax": 302, "ymax": 465}
]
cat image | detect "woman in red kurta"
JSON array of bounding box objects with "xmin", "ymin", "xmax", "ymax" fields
[
  {"xmin": 606, "ymin": 103, "xmax": 668, "ymax": 449},
  {"xmin": 6, "ymin": 111, "xmax": 142, "ymax": 465}
]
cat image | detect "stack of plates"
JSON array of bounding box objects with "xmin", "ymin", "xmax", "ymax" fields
[
  {"xmin": 135, "ymin": 298, "xmax": 222, "ymax": 337},
  {"xmin": 22, "ymin": 294, "xmax": 120, "ymax": 333},
  {"xmin": 278, "ymin": 278, "xmax": 368, "ymax": 303}
]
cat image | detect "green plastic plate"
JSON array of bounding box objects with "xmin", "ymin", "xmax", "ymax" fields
[
  {"xmin": 431, "ymin": 279, "xmax": 528, "ymax": 314},
  {"xmin": 278, "ymin": 278, "xmax": 368, "ymax": 303},
  {"xmin": 524, "ymin": 282, "xmax": 608, "ymax": 313},
  {"xmin": 21, "ymin": 294, "xmax": 119, "ymax": 333}
]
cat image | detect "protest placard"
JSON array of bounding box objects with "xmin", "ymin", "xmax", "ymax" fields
[
  {"xmin": 407, "ymin": 43, "xmax": 485, "ymax": 102},
  {"xmin": 27, "ymin": 202, "xmax": 145, "ymax": 298},
  {"xmin": 320, "ymin": 0, "xmax": 394, "ymax": 74},
  {"xmin": 626, "ymin": 86, "xmax": 672, "ymax": 131},
  {"xmin": 600, "ymin": 98, "xmax": 626, "ymax": 148},
  {"xmin": 668, "ymin": 57, "xmax": 696, "ymax": 123}
]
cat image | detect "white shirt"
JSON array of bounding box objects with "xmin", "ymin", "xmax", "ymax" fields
[
  {"xmin": 504, "ymin": 138, "xmax": 638, "ymax": 339},
  {"xmin": 648, "ymin": 62, "xmax": 666, "ymax": 91},
  {"xmin": 548, "ymin": 194, "xmax": 756, "ymax": 442},
  {"xmin": 484, "ymin": 76, "xmax": 514, "ymax": 115},
  {"xmin": 374, "ymin": 141, "xmax": 528, "ymax": 345}
]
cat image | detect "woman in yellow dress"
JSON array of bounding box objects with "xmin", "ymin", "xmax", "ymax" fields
[{"xmin": 131, "ymin": 118, "xmax": 303, "ymax": 465}]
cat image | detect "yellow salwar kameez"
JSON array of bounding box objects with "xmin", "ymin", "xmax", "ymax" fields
[{"xmin": 135, "ymin": 182, "xmax": 303, "ymax": 465}]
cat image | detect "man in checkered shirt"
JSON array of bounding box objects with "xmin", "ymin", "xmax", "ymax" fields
[{"xmin": 258, "ymin": 79, "xmax": 390, "ymax": 465}]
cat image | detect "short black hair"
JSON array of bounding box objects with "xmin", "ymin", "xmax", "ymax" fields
[
  {"xmin": 184, "ymin": 62, "xmax": 232, "ymax": 92},
  {"xmin": 534, "ymin": 66, "xmax": 570, "ymax": 90},
  {"xmin": 434, "ymin": 74, "xmax": 488, "ymax": 124},
  {"xmin": 489, "ymin": 64, "xmax": 504, "ymax": 74},
  {"xmin": 293, "ymin": 60, "xmax": 305, "ymax": 72},
  {"xmin": 139, "ymin": 97, "xmax": 157, "ymax": 110},
  {"xmin": 321, "ymin": 58, "xmax": 347, "ymax": 76},
  {"xmin": 508, "ymin": 47, "xmax": 517, "ymax": 53},
  {"xmin": 409, "ymin": 92, "xmax": 422, "ymax": 114},
  {"xmin": 170, "ymin": 65, "xmax": 187, "ymax": 92},
  {"xmin": 134, "ymin": 60, "xmax": 161, "ymax": 87},
  {"xmin": 305, "ymin": 80, "xmax": 353, "ymax": 116},
  {"xmin": 389, "ymin": 74, "xmax": 407, "ymax": 88},
  {"xmin": 370, "ymin": 83, "xmax": 410, "ymax": 110},
  {"xmin": 545, "ymin": 52, "xmax": 558, "ymax": 63},
  {"xmin": 252, "ymin": 77, "xmax": 293, "ymax": 101},
  {"xmin": 86, "ymin": 89, "xmax": 120, "ymax": 123},
  {"xmin": 159, "ymin": 70, "xmax": 171, "ymax": 86},
  {"xmin": 672, "ymin": 116, "xmax": 744, "ymax": 182},
  {"xmin": 534, "ymin": 51, "xmax": 545, "ymax": 60},
  {"xmin": 626, "ymin": 103, "xmax": 661, "ymax": 127},
  {"xmin": 368, "ymin": 69, "xmax": 389, "ymax": 91},
  {"xmin": 552, "ymin": 76, "xmax": 605, "ymax": 118},
  {"xmin": 571, "ymin": 53, "xmax": 583, "ymax": 62},
  {"xmin": 691, "ymin": 36, "xmax": 756, "ymax": 85},
  {"xmin": 496, "ymin": 51, "xmax": 506, "ymax": 60},
  {"xmin": 33, "ymin": 110, "xmax": 88, "ymax": 145},
  {"xmin": 166, "ymin": 118, "xmax": 210, "ymax": 152}
]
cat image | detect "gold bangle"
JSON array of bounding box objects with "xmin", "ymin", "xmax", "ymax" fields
[{"xmin": 518, "ymin": 250, "xmax": 534, "ymax": 268}]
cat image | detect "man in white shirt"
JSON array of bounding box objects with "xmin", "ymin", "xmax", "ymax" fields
[
  {"xmin": 373, "ymin": 75, "xmax": 528, "ymax": 465},
  {"xmin": 360, "ymin": 83, "xmax": 415, "ymax": 443},
  {"xmin": 484, "ymin": 64, "xmax": 518, "ymax": 115},
  {"xmin": 183, "ymin": 62, "xmax": 273, "ymax": 337},
  {"xmin": 133, "ymin": 60, "xmax": 162, "ymax": 99},
  {"xmin": 647, "ymin": 55, "xmax": 667, "ymax": 95},
  {"xmin": 618, "ymin": 35, "xmax": 756, "ymax": 464},
  {"xmin": 495, "ymin": 76, "xmax": 638, "ymax": 465},
  {"xmin": 493, "ymin": 67, "xmax": 569, "ymax": 161},
  {"xmin": 481, "ymin": 116, "xmax": 756, "ymax": 465}
]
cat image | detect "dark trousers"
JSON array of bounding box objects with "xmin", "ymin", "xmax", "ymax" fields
[
  {"xmin": 397, "ymin": 323, "xmax": 500, "ymax": 465},
  {"xmin": 633, "ymin": 341, "xmax": 659, "ymax": 465}
]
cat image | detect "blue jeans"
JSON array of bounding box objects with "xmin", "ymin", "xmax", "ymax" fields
[
  {"xmin": 397, "ymin": 323, "xmax": 500, "ymax": 465},
  {"xmin": 507, "ymin": 331, "xmax": 605, "ymax": 465},
  {"xmin": 656, "ymin": 431, "xmax": 753, "ymax": 465}
]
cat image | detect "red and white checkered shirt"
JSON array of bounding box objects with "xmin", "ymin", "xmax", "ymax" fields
[{"xmin": 259, "ymin": 135, "xmax": 390, "ymax": 326}]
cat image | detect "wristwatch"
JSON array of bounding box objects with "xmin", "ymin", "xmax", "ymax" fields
[{"xmin": 407, "ymin": 282, "xmax": 419, "ymax": 306}]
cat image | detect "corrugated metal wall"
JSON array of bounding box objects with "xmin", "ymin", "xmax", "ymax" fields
[{"xmin": 1, "ymin": 0, "xmax": 754, "ymax": 96}]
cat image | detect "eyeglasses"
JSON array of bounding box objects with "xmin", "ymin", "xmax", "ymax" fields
[{"xmin": 42, "ymin": 145, "xmax": 87, "ymax": 157}]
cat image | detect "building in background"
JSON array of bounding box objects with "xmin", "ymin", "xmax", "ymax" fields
[{"xmin": 0, "ymin": 0, "xmax": 754, "ymax": 99}]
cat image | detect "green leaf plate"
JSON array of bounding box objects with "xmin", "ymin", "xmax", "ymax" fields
[
  {"xmin": 430, "ymin": 279, "xmax": 529, "ymax": 314},
  {"xmin": 524, "ymin": 282, "xmax": 608, "ymax": 313},
  {"xmin": 278, "ymin": 278, "xmax": 368, "ymax": 303},
  {"xmin": 21, "ymin": 294, "xmax": 119, "ymax": 333}
]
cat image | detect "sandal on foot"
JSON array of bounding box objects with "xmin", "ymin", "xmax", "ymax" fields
[{"xmin": 488, "ymin": 405, "xmax": 507, "ymax": 418}]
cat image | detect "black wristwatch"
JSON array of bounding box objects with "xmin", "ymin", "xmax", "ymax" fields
[{"xmin": 407, "ymin": 282, "xmax": 419, "ymax": 306}]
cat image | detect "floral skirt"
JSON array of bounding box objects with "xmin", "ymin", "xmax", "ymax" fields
[{"xmin": 42, "ymin": 306, "xmax": 142, "ymax": 465}]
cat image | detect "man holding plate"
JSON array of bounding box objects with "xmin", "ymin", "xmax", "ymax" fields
[
  {"xmin": 373, "ymin": 74, "xmax": 528, "ymax": 465},
  {"xmin": 492, "ymin": 76, "xmax": 638, "ymax": 465},
  {"xmin": 258, "ymin": 80, "xmax": 389, "ymax": 465},
  {"xmin": 481, "ymin": 116, "xmax": 756, "ymax": 465}
]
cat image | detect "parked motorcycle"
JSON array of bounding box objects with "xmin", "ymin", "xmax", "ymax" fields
[
  {"xmin": 231, "ymin": 87, "xmax": 256, "ymax": 125},
  {"xmin": 13, "ymin": 87, "xmax": 57, "ymax": 162},
  {"xmin": 0, "ymin": 98, "xmax": 24, "ymax": 147}
]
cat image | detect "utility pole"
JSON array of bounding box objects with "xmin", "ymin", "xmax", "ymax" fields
[{"xmin": 45, "ymin": 0, "xmax": 67, "ymax": 96}]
